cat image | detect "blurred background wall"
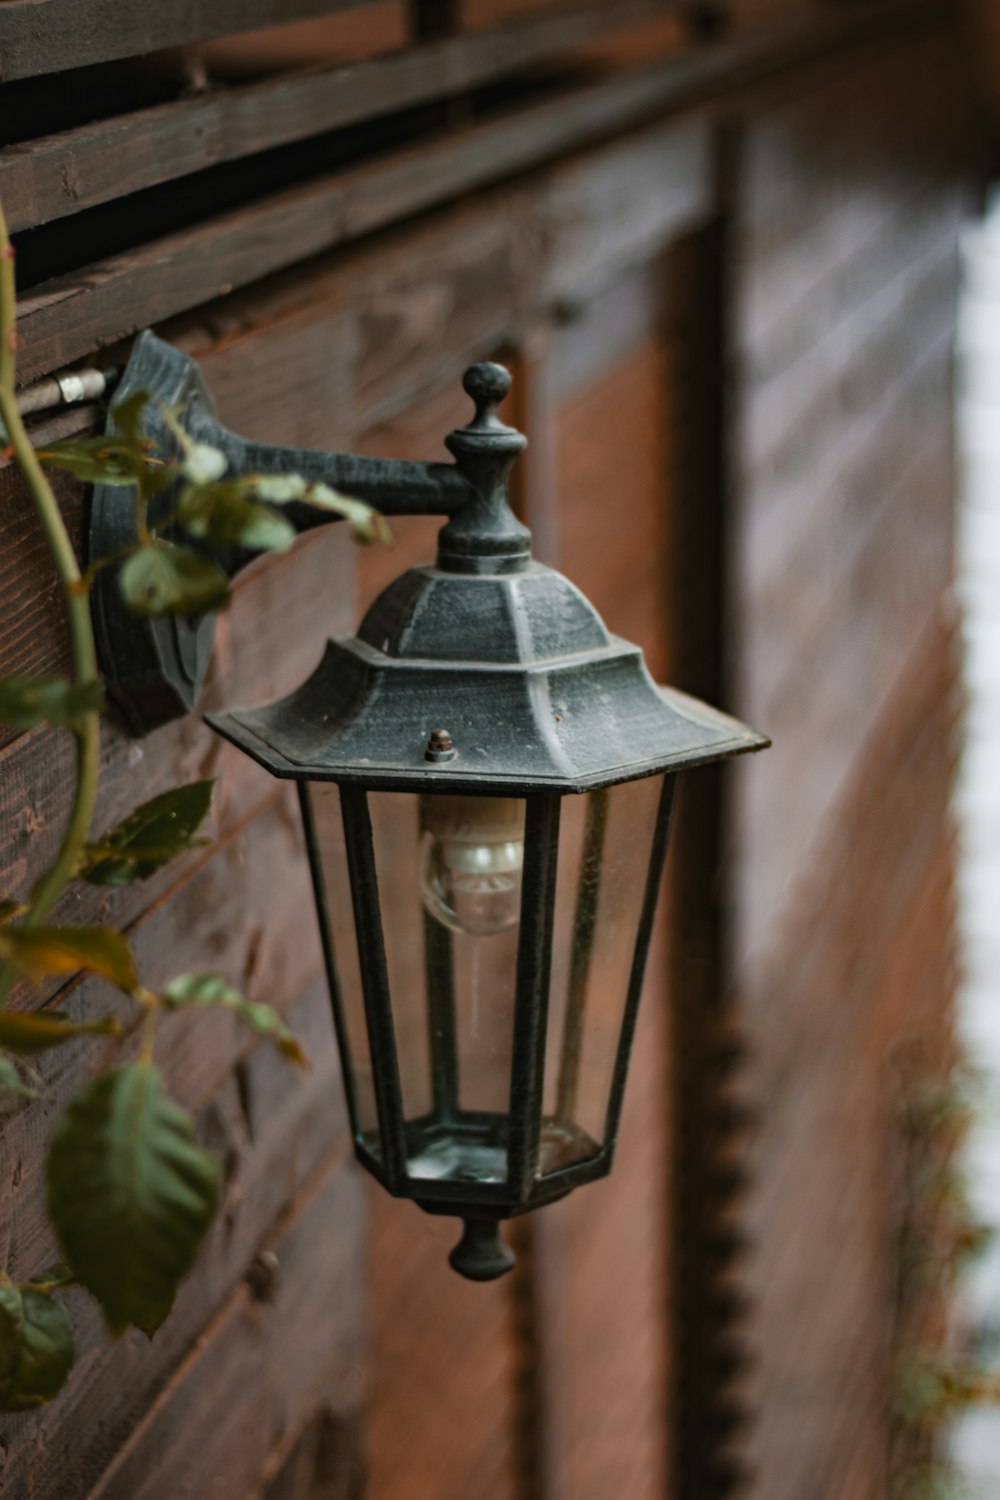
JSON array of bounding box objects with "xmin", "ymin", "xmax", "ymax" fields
[{"xmin": 951, "ymin": 185, "xmax": 1000, "ymax": 1498}]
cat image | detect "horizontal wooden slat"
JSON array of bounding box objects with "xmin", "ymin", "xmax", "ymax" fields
[
  {"xmin": 0, "ymin": 474, "xmax": 359, "ymax": 951},
  {"xmin": 0, "ymin": 793, "xmax": 332, "ymax": 1251},
  {"xmin": 0, "ymin": 0, "xmax": 664, "ymax": 234},
  {"xmin": 0, "ymin": 969, "xmax": 354, "ymax": 1498},
  {"xmin": 13, "ymin": 85, "xmax": 711, "ymax": 383},
  {"xmin": 87, "ymin": 1146, "xmax": 366, "ymax": 1500},
  {"xmin": 9, "ymin": 0, "xmax": 947, "ymax": 385},
  {"xmin": 0, "ymin": 0, "xmax": 902, "ymax": 85},
  {"xmin": 735, "ymin": 625, "xmax": 959, "ymax": 1499},
  {"xmin": 0, "ymin": 0, "xmax": 378, "ymax": 82}
]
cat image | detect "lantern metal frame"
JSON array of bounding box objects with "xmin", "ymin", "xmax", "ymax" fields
[
  {"xmin": 297, "ymin": 778, "xmax": 677, "ymax": 1255},
  {"xmin": 89, "ymin": 331, "xmax": 768, "ymax": 1279}
]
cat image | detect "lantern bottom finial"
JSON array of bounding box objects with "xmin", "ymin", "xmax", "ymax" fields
[{"xmin": 449, "ymin": 1216, "xmax": 516, "ymax": 1282}]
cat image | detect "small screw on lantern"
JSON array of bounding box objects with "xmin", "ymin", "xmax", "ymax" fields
[{"xmin": 208, "ymin": 362, "xmax": 767, "ymax": 1280}]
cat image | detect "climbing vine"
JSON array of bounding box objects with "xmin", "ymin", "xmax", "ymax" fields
[
  {"xmin": 890, "ymin": 1052, "xmax": 1000, "ymax": 1498},
  {"xmin": 0, "ymin": 199, "xmax": 385, "ymax": 1411}
]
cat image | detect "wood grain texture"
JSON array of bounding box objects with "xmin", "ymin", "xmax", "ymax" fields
[
  {"xmin": 86, "ymin": 1146, "xmax": 367, "ymax": 1500},
  {"xmin": 731, "ymin": 30, "xmax": 972, "ymax": 984},
  {"xmin": 736, "ymin": 618, "xmax": 960, "ymax": 1500},
  {"xmin": 12, "ymin": 78, "xmax": 710, "ymax": 384},
  {"xmin": 0, "ymin": 0, "xmax": 373, "ymax": 82},
  {"xmin": 0, "ymin": 469, "xmax": 359, "ymax": 965},
  {"xmin": 0, "ymin": 8, "xmax": 971, "ymax": 1498},
  {"xmin": 721, "ymin": 28, "xmax": 970, "ymax": 1499},
  {"xmin": 0, "ymin": 971, "xmax": 356, "ymax": 1498},
  {"xmin": 0, "ymin": 0, "xmax": 664, "ymax": 234},
  {"xmin": 0, "ymin": 0, "xmax": 940, "ymax": 237}
]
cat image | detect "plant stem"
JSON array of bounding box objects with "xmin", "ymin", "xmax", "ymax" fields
[{"xmin": 0, "ymin": 205, "xmax": 101, "ymax": 962}]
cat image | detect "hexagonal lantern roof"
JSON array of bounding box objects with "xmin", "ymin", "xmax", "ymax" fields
[
  {"xmin": 207, "ymin": 560, "xmax": 766, "ymax": 793},
  {"xmin": 206, "ymin": 362, "xmax": 767, "ymax": 793}
]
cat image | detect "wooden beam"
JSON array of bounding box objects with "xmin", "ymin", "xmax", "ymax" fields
[
  {"xmin": 86, "ymin": 1146, "xmax": 366, "ymax": 1500},
  {"xmin": 13, "ymin": 76, "xmax": 711, "ymax": 382},
  {"xmin": 0, "ymin": 0, "xmax": 666, "ymax": 234},
  {"xmin": 0, "ymin": 0, "xmax": 373, "ymax": 82}
]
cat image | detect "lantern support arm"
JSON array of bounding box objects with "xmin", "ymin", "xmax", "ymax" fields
[
  {"xmin": 183, "ymin": 414, "xmax": 474, "ymax": 541},
  {"xmin": 88, "ymin": 331, "xmax": 520, "ymax": 735}
]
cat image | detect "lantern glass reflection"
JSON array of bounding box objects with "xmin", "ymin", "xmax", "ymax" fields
[
  {"xmin": 305, "ymin": 775, "xmax": 665, "ymax": 1195},
  {"xmin": 541, "ymin": 773, "xmax": 663, "ymax": 1173}
]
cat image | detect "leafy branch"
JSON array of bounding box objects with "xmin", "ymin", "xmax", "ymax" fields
[
  {"xmin": 0, "ymin": 196, "xmax": 385, "ymax": 1411},
  {"xmin": 0, "ymin": 212, "xmax": 101, "ymax": 943},
  {"xmin": 891, "ymin": 1057, "xmax": 1000, "ymax": 1498}
]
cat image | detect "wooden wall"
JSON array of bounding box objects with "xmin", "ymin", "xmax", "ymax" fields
[
  {"xmin": 0, "ymin": 1, "xmax": 975, "ymax": 1497},
  {"xmin": 721, "ymin": 26, "xmax": 973, "ymax": 1500}
]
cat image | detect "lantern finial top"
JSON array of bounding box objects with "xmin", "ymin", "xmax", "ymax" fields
[
  {"xmin": 462, "ymin": 359, "xmax": 512, "ymax": 417},
  {"xmin": 438, "ymin": 361, "xmax": 530, "ymax": 575}
]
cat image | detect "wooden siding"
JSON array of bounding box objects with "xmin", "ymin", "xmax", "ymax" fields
[
  {"xmin": 724, "ymin": 28, "xmax": 971, "ymax": 1500},
  {"xmin": 0, "ymin": 2, "xmax": 973, "ymax": 1496}
]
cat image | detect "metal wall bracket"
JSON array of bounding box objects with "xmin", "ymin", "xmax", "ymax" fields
[{"xmin": 89, "ymin": 332, "xmax": 477, "ymax": 736}]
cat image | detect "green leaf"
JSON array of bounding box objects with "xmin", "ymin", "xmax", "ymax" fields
[
  {"xmin": 0, "ymin": 1012, "xmax": 121, "ymax": 1054},
  {"xmin": 0, "ymin": 1285, "xmax": 74, "ymax": 1412},
  {"xmin": 119, "ymin": 543, "xmax": 229, "ymax": 618},
  {"xmin": 37, "ymin": 389, "xmax": 159, "ymax": 493},
  {"xmin": 245, "ymin": 475, "xmax": 390, "ymax": 545},
  {"xmin": 109, "ymin": 389, "xmax": 153, "ymax": 451},
  {"xmin": 37, "ymin": 436, "xmax": 151, "ymax": 486},
  {"xmin": 295, "ymin": 482, "xmax": 391, "ymax": 545},
  {"xmin": 0, "ymin": 925, "xmax": 138, "ymax": 991},
  {"xmin": 27, "ymin": 1265, "xmax": 76, "ymax": 1291},
  {"xmin": 176, "ymin": 482, "xmax": 296, "ymax": 553},
  {"xmin": 164, "ymin": 973, "xmax": 307, "ymax": 1066},
  {"xmin": 46, "ymin": 1063, "xmax": 221, "ymax": 1336},
  {"xmin": 80, "ymin": 781, "xmax": 215, "ymax": 887},
  {"xmin": 0, "ymin": 1055, "xmax": 38, "ymax": 1110},
  {"xmin": 0, "ymin": 676, "xmax": 104, "ymax": 731}
]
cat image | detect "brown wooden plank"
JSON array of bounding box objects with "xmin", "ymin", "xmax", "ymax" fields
[
  {"xmin": 12, "ymin": 70, "xmax": 711, "ymax": 383},
  {"xmin": 7, "ymin": 0, "xmax": 946, "ymax": 385},
  {"xmin": 0, "ymin": 0, "xmax": 947, "ymax": 237},
  {"xmin": 85, "ymin": 1147, "xmax": 366, "ymax": 1500},
  {"xmin": 0, "ymin": 803, "xmax": 359, "ymax": 1496},
  {"xmin": 732, "ymin": 629, "xmax": 959, "ymax": 1500},
  {"xmin": 737, "ymin": 611, "xmax": 959, "ymax": 1123},
  {"xmin": 0, "ymin": 972, "xmax": 354, "ymax": 1498},
  {"xmin": 0, "ymin": 0, "xmax": 377, "ymax": 82},
  {"xmin": 0, "ymin": 471, "xmax": 359, "ymax": 946},
  {"xmin": 0, "ymin": 794, "xmax": 333, "ymax": 1254},
  {"xmin": 0, "ymin": 0, "xmax": 665, "ymax": 234},
  {"xmin": 196, "ymin": 4, "xmax": 408, "ymax": 77},
  {"xmin": 365, "ymin": 1188, "xmax": 519, "ymax": 1500},
  {"xmin": 721, "ymin": 44, "xmax": 968, "ymax": 1486},
  {"xmin": 171, "ymin": 191, "xmax": 539, "ymax": 439}
]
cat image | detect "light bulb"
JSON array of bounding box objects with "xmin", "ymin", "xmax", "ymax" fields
[{"xmin": 420, "ymin": 796, "xmax": 525, "ymax": 937}]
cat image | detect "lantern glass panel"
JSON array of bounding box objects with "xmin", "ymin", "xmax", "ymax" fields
[
  {"xmin": 305, "ymin": 782, "xmax": 380, "ymax": 1151},
  {"xmin": 368, "ymin": 790, "xmax": 527, "ymax": 1186},
  {"xmin": 539, "ymin": 774, "xmax": 664, "ymax": 1175}
]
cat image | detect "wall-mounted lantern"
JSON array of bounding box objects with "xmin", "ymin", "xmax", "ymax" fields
[{"xmin": 91, "ymin": 333, "xmax": 767, "ymax": 1280}]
